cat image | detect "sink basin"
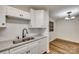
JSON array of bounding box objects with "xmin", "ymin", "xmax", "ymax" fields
[
  {"xmin": 22, "ymin": 37, "xmax": 34, "ymax": 42},
  {"xmin": 13, "ymin": 39, "xmax": 22, "ymax": 44},
  {"xmin": 13, "ymin": 37, "xmax": 34, "ymax": 44}
]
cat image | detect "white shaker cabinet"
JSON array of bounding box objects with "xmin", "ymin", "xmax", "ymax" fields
[
  {"xmin": 21, "ymin": 10, "xmax": 30, "ymax": 20},
  {"xmin": 10, "ymin": 43, "xmax": 30, "ymax": 54},
  {"xmin": 6, "ymin": 6, "xmax": 22, "ymax": 18},
  {"xmin": 10, "ymin": 41, "xmax": 39, "ymax": 54},
  {"xmin": 35, "ymin": 10, "xmax": 44, "ymax": 27},
  {"xmin": 38, "ymin": 37, "xmax": 47, "ymax": 54},
  {"xmin": 0, "ymin": 6, "xmax": 6, "ymax": 28},
  {"xmin": 24, "ymin": 42, "xmax": 38, "ymax": 54},
  {"xmin": 0, "ymin": 37, "xmax": 47, "ymax": 54},
  {"xmin": 30, "ymin": 9, "xmax": 36, "ymax": 27},
  {"xmin": 29, "ymin": 41, "xmax": 39, "ymax": 54},
  {"xmin": 30, "ymin": 9, "xmax": 46, "ymax": 28},
  {"xmin": 9, "ymin": 37, "xmax": 47, "ymax": 54},
  {"xmin": 6, "ymin": 6, "xmax": 30, "ymax": 20}
]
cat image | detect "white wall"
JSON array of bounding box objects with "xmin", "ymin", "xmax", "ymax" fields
[
  {"xmin": 56, "ymin": 17, "xmax": 79, "ymax": 43},
  {"xmin": 49, "ymin": 18, "xmax": 56, "ymax": 42}
]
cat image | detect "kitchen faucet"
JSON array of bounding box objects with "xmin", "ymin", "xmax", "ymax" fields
[{"xmin": 22, "ymin": 28, "xmax": 28, "ymax": 38}]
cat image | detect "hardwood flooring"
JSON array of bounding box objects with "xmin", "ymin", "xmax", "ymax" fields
[{"xmin": 49, "ymin": 38, "xmax": 79, "ymax": 54}]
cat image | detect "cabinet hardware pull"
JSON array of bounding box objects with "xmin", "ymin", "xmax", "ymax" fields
[
  {"xmin": 22, "ymin": 14, "xmax": 23, "ymax": 16},
  {"xmin": 2, "ymin": 23, "xmax": 5, "ymax": 25},
  {"xmin": 26, "ymin": 50, "xmax": 30, "ymax": 54},
  {"xmin": 20, "ymin": 14, "xmax": 21, "ymax": 16}
]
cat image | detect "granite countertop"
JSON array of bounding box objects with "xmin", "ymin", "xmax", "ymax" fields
[{"xmin": 0, "ymin": 35, "xmax": 47, "ymax": 52}]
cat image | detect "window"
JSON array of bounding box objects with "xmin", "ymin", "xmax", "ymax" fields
[{"xmin": 49, "ymin": 21, "xmax": 54, "ymax": 32}]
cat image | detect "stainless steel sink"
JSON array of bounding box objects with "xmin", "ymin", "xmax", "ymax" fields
[
  {"xmin": 13, "ymin": 37, "xmax": 34, "ymax": 44},
  {"xmin": 22, "ymin": 37, "xmax": 34, "ymax": 42}
]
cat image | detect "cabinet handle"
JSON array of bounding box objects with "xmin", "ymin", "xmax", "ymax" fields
[
  {"xmin": 20, "ymin": 14, "xmax": 22, "ymax": 16},
  {"xmin": 20, "ymin": 14, "xmax": 23, "ymax": 16},
  {"xmin": 28, "ymin": 50, "xmax": 30, "ymax": 53},
  {"xmin": 2, "ymin": 23, "xmax": 5, "ymax": 25},
  {"xmin": 26, "ymin": 50, "xmax": 30, "ymax": 54},
  {"xmin": 21, "ymin": 14, "xmax": 23, "ymax": 16}
]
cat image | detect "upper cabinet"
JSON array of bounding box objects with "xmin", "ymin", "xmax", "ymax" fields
[
  {"xmin": 0, "ymin": 6, "xmax": 31, "ymax": 28},
  {"xmin": 21, "ymin": 10, "xmax": 30, "ymax": 19},
  {"xmin": 29, "ymin": 9, "xmax": 46, "ymax": 28},
  {"xmin": 0, "ymin": 6, "xmax": 6, "ymax": 28},
  {"xmin": 0, "ymin": 6, "xmax": 47, "ymax": 28},
  {"xmin": 6, "ymin": 6, "xmax": 30, "ymax": 20}
]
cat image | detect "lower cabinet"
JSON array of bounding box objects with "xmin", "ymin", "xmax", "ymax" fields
[
  {"xmin": 0, "ymin": 37, "xmax": 47, "ymax": 54},
  {"xmin": 29, "ymin": 42, "xmax": 38, "ymax": 54},
  {"xmin": 24, "ymin": 41, "xmax": 39, "ymax": 54},
  {"xmin": 0, "ymin": 50, "xmax": 10, "ymax": 54},
  {"xmin": 10, "ymin": 41, "xmax": 39, "ymax": 54},
  {"xmin": 10, "ymin": 45, "xmax": 29, "ymax": 54},
  {"xmin": 38, "ymin": 37, "xmax": 47, "ymax": 54}
]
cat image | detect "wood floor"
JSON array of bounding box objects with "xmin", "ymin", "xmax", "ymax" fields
[{"xmin": 49, "ymin": 38, "xmax": 79, "ymax": 54}]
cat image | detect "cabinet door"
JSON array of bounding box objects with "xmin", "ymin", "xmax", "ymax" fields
[
  {"xmin": 0, "ymin": 6, "xmax": 6, "ymax": 27},
  {"xmin": 10, "ymin": 41, "xmax": 39, "ymax": 54},
  {"xmin": 38, "ymin": 37, "xmax": 47, "ymax": 54},
  {"xmin": 30, "ymin": 9, "xmax": 45, "ymax": 28},
  {"xmin": 21, "ymin": 11, "xmax": 30, "ymax": 20},
  {"xmin": 30, "ymin": 9, "xmax": 36, "ymax": 27},
  {"xmin": 30, "ymin": 42, "xmax": 38, "ymax": 54},
  {"xmin": 30, "ymin": 45, "xmax": 38, "ymax": 54},
  {"xmin": 35, "ymin": 10, "xmax": 44, "ymax": 27},
  {"xmin": 6, "ymin": 6, "xmax": 21, "ymax": 18},
  {"xmin": 0, "ymin": 50, "xmax": 10, "ymax": 54}
]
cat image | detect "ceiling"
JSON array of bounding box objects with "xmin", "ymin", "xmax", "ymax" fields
[{"xmin": 11, "ymin": 5, "xmax": 79, "ymax": 19}]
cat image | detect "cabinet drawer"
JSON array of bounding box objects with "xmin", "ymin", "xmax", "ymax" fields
[
  {"xmin": 10, "ymin": 47, "xmax": 29, "ymax": 54},
  {"xmin": 10, "ymin": 44, "xmax": 29, "ymax": 54}
]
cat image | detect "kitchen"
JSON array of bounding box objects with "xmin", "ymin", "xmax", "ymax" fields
[
  {"xmin": 0, "ymin": 5, "xmax": 49, "ymax": 54},
  {"xmin": 0, "ymin": 5, "xmax": 79, "ymax": 54}
]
